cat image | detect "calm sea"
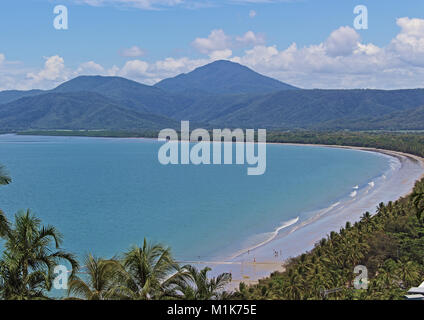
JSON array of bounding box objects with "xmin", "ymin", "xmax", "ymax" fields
[{"xmin": 0, "ymin": 134, "xmax": 390, "ymax": 261}]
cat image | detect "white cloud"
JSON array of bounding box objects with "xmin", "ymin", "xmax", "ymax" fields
[
  {"xmin": 209, "ymin": 49, "xmax": 233, "ymax": 60},
  {"xmin": 389, "ymin": 17, "xmax": 424, "ymax": 67},
  {"xmin": 192, "ymin": 29, "xmax": 232, "ymax": 54},
  {"xmin": 27, "ymin": 55, "xmax": 67, "ymax": 82},
  {"xmin": 323, "ymin": 26, "xmax": 360, "ymax": 57},
  {"xmin": 119, "ymin": 59, "xmax": 150, "ymax": 78},
  {"xmin": 230, "ymin": 18, "xmax": 424, "ymax": 89},
  {"xmin": 4, "ymin": 17, "xmax": 424, "ymax": 91},
  {"xmin": 75, "ymin": 61, "xmax": 105, "ymax": 75},
  {"xmin": 192, "ymin": 29, "xmax": 265, "ymax": 55},
  {"xmin": 236, "ymin": 31, "xmax": 265, "ymax": 47},
  {"xmin": 119, "ymin": 46, "xmax": 145, "ymax": 57}
]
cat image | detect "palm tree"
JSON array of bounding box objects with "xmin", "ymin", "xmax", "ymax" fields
[
  {"xmin": 282, "ymin": 269, "xmax": 304, "ymax": 300},
  {"xmin": 173, "ymin": 265, "xmax": 232, "ymax": 300},
  {"xmin": 0, "ymin": 209, "xmax": 79, "ymax": 299},
  {"xmin": 395, "ymin": 259, "xmax": 421, "ymax": 288},
  {"xmin": 67, "ymin": 254, "xmax": 119, "ymax": 300},
  {"xmin": 111, "ymin": 238, "xmax": 181, "ymax": 300},
  {"xmin": 0, "ymin": 210, "xmax": 9, "ymax": 238},
  {"xmin": 411, "ymin": 180, "xmax": 424, "ymax": 223},
  {"xmin": 0, "ymin": 164, "xmax": 11, "ymax": 239},
  {"xmin": 0, "ymin": 165, "xmax": 11, "ymax": 186}
]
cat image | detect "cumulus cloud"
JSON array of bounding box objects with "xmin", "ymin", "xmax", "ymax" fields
[
  {"xmin": 192, "ymin": 29, "xmax": 266, "ymax": 55},
  {"xmin": 119, "ymin": 46, "xmax": 145, "ymax": 57},
  {"xmin": 75, "ymin": 61, "xmax": 105, "ymax": 74},
  {"xmin": 389, "ymin": 17, "xmax": 424, "ymax": 67},
  {"xmin": 27, "ymin": 55, "xmax": 67, "ymax": 82},
  {"xmin": 4, "ymin": 17, "xmax": 424, "ymax": 90},
  {"xmin": 324, "ymin": 26, "xmax": 360, "ymax": 57},
  {"xmin": 192, "ymin": 29, "xmax": 232, "ymax": 54},
  {"xmin": 230, "ymin": 17, "xmax": 424, "ymax": 89},
  {"xmin": 208, "ymin": 49, "xmax": 233, "ymax": 60},
  {"xmin": 236, "ymin": 31, "xmax": 265, "ymax": 47},
  {"xmin": 119, "ymin": 59, "xmax": 150, "ymax": 78}
]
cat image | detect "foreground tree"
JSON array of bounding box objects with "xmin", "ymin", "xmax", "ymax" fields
[
  {"xmin": 173, "ymin": 266, "xmax": 232, "ymax": 300},
  {"xmin": 67, "ymin": 254, "xmax": 119, "ymax": 300},
  {"xmin": 0, "ymin": 164, "xmax": 11, "ymax": 238},
  {"xmin": 0, "ymin": 165, "xmax": 11, "ymax": 186},
  {"xmin": 111, "ymin": 238, "xmax": 182, "ymax": 300},
  {"xmin": 0, "ymin": 210, "xmax": 79, "ymax": 300},
  {"xmin": 0, "ymin": 210, "xmax": 9, "ymax": 239},
  {"xmin": 411, "ymin": 180, "xmax": 424, "ymax": 223}
]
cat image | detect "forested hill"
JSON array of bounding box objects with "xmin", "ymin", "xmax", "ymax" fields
[{"xmin": 1, "ymin": 60, "xmax": 424, "ymax": 131}]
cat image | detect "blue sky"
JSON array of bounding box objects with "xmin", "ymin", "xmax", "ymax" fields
[{"xmin": 1, "ymin": 0, "xmax": 424, "ymax": 90}]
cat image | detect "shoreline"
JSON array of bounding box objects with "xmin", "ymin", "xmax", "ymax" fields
[
  {"xmin": 3, "ymin": 133, "xmax": 424, "ymax": 289},
  {"xmin": 207, "ymin": 143, "xmax": 424, "ymax": 290}
]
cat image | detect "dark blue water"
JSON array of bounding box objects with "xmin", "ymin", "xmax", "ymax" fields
[{"xmin": 0, "ymin": 134, "xmax": 390, "ymax": 261}]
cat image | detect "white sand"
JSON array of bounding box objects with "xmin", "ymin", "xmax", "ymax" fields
[{"xmin": 200, "ymin": 144, "xmax": 424, "ymax": 290}]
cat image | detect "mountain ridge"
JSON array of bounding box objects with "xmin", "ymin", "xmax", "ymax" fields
[
  {"xmin": 155, "ymin": 60, "xmax": 298, "ymax": 94},
  {"xmin": 1, "ymin": 60, "xmax": 424, "ymax": 131}
]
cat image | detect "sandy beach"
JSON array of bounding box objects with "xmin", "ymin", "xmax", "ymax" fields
[{"xmin": 200, "ymin": 143, "xmax": 424, "ymax": 290}]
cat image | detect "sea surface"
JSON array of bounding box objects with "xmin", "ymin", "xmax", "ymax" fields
[{"xmin": 0, "ymin": 134, "xmax": 393, "ymax": 261}]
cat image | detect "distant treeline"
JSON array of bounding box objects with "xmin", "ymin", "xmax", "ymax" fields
[
  {"xmin": 16, "ymin": 130, "xmax": 424, "ymax": 158},
  {"xmin": 267, "ymin": 131, "xmax": 424, "ymax": 158}
]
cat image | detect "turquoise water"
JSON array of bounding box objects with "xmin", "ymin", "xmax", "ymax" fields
[{"xmin": 0, "ymin": 134, "xmax": 390, "ymax": 261}]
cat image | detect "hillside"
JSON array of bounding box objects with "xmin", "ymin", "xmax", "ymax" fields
[
  {"xmin": 208, "ymin": 89, "xmax": 424, "ymax": 129},
  {"xmin": 0, "ymin": 91, "xmax": 178, "ymax": 130},
  {"xmin": 1, "ymin": 61, "xmax": 424, "ymax": 131},
  {"xmin": 155, "ymin": 60, "xmax": 298, "ymax": 95},
  {"xmin": 52, "ymin": 75, "xmax": 191, "ymax": 116},
  {"xmin": 0, "ymin": 89, "xmax": 45, "ymax": 105}
]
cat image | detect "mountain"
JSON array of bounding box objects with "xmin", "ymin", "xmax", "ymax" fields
[
  {"xmin": 2, "ymin": 61, "xmax": 424, "ymax": 132},
  {"xmin": 0, "ymin": 91, "xmax": 178, "ymax": 130},
  {"xmin": 318, "ymin": 104, "xmax": 424, "ymax": 130},
  {"xmin": 0, "ymin": 89, "xmax": 45, "ymax": 105},
  {"xmin": 155, "ymin": 60, "xmax": 298, "ymax": 95},
  {"xmin": 207, "ymin": 89, "xmax": 424, "ymax": 129},
  {"xmin": 52, "ymin": 75, "xmax": 192, "ymax": 116}
]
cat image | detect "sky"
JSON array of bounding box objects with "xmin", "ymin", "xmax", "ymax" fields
[{"xmin": 1, "ymin": 0, "xmax": 424, "ymax": 90}]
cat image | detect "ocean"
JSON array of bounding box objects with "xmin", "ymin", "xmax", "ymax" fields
[{"xmin": 0, "ymin": 134, "xmax": 392, "ymax": 262}]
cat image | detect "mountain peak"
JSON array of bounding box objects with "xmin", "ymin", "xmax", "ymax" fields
[
  {"xmin": 53, "ymin": 75, "xmax": 151, "ymax": 93},
  {"xmin": 155, "ymin": 60, "xmax": 298, "ymax": 95}
]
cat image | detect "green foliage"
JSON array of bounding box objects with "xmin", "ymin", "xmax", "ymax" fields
[
  {"xmin": 0, "ymin": 210, "xmax": 79, "ymax": 300},
  {"xmin": 0, "ymin": 91, "xmax": 179, "ymax": 131},
  {"xmin": 171, "ymin": 265, "xmax": 232, "ymax": 300},
  {"xmin": 233, "ymin": 132, "xmax": 424, "ymax": 300},
  {"xmin": 0, "ymin": 165, "xmax": 11, "ymax": 186},
  {"xmin": 4, "ymin": 62, "xmax": 424, "ymax": 131},
  {"xmin": 155, "ymin": 60, "xmax": 297, "ymax": 95}
]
